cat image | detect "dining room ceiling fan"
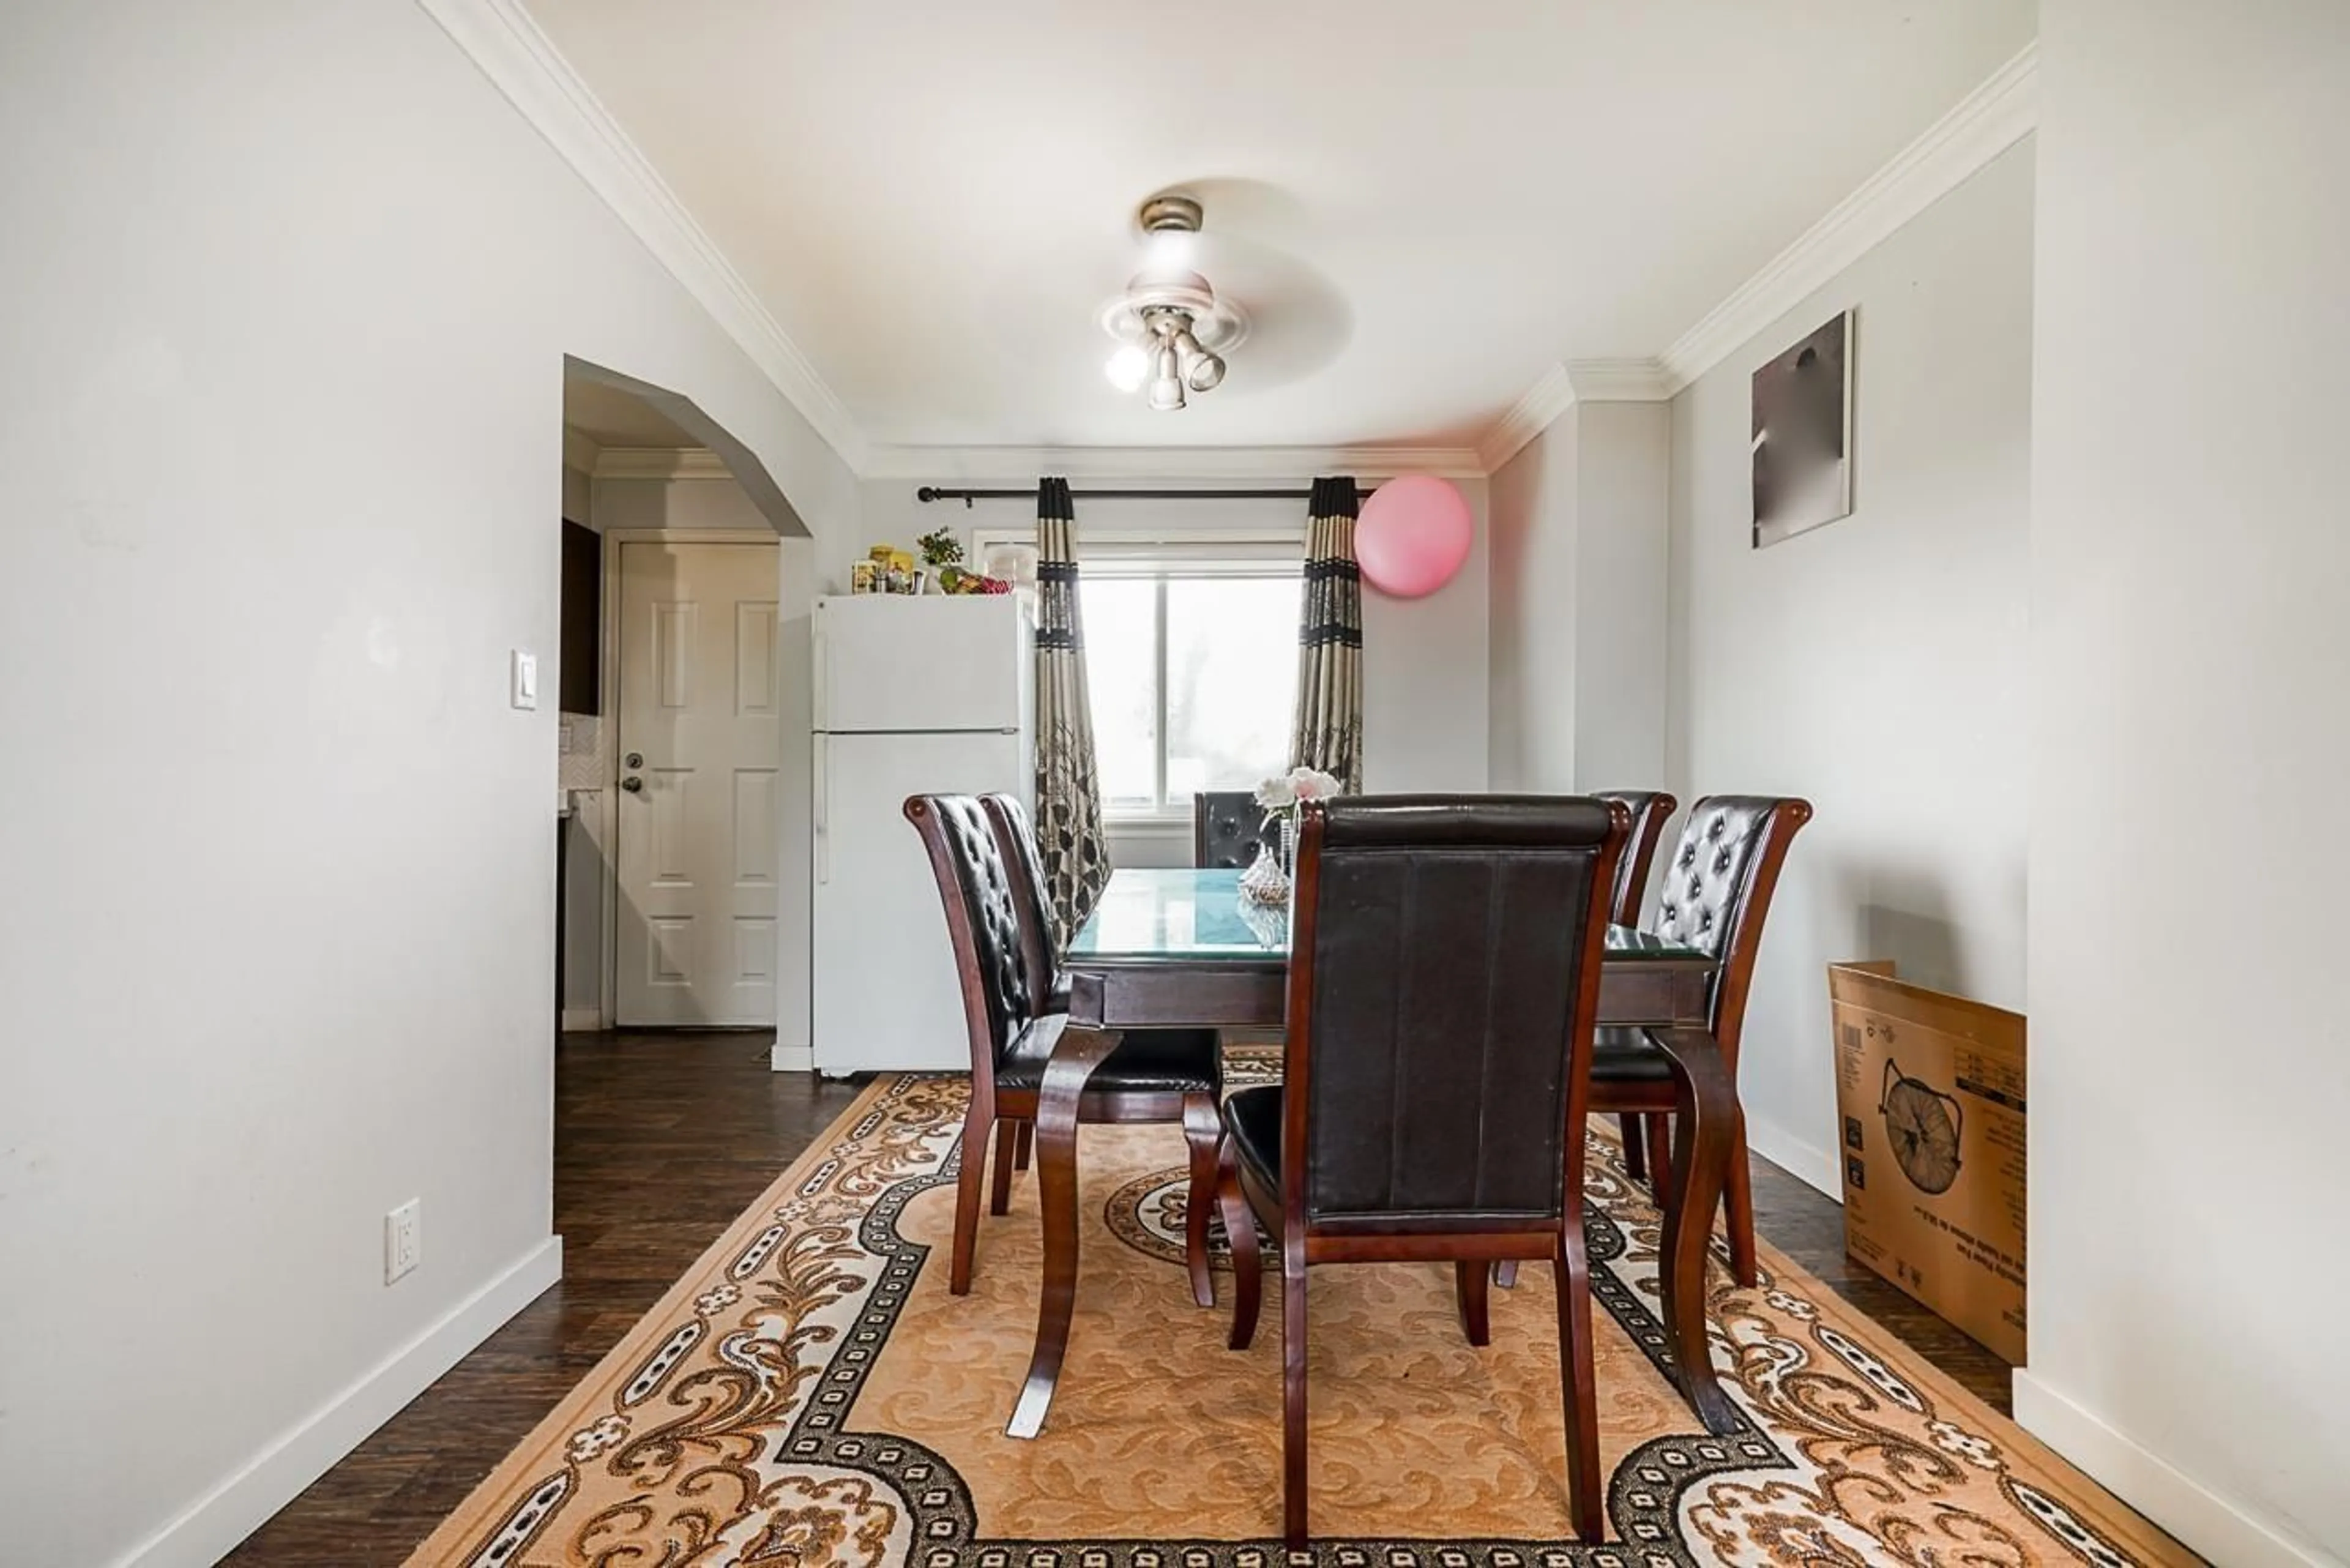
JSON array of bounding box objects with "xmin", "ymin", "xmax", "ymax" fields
[{"xmin": 1099, "ymin": 194, "xmax": 1249, "ymax": 411}]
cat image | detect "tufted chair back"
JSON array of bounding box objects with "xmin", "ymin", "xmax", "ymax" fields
[
  {"xmin": 978, "ymin": 792, "xmax": 1061, "ymax": 1015},
  {"xmin": 1594, "ymin": 790, "xmax": 1677, "ymax": 925},
  {"xmin": 1194, "ymin": 791, "xmax": 1282, "ymax": 870},
  {"xmin": 1285, "ymin": 794, "xmax": 1628, "ymax": 1228},
  {"xmin": 904, "ymin": 793, "xmax": 1037, "ymax": 1073},
  {"xmin": 1651, "ymin": 795, "xmax": 1813, "ymax": 1051}
]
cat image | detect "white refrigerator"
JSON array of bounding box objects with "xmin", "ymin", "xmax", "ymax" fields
[{"xmin": 812, "ymin": 593, "xmax": 1034, "ymax": 1075}]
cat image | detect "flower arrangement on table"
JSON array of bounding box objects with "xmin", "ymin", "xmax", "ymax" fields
[{"xmin": 1239, "ymin": 765, "xmax": 1343, "ymax": 904}]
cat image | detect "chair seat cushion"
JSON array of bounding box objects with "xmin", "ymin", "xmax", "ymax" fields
[
  {"xmin": 1590, "ymin": 1026, "xmax": 1677, "ymax": 1086},
  {"xmin": 995, "ymin": 1015, "xmax": 1222, "ymax": 1095},
  {"xmin": 1222, "ymin": 1084, "xmax": 1284, "ymax": 1184}
]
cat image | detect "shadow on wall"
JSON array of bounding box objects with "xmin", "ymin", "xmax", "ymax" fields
[{"xmin": 1825, "ymin": 855, "xmax": 1968, "ymax": 996}]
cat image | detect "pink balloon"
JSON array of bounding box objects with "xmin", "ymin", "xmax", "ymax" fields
[{"xmin": 1355, "ymin": 476, "xmax": 1472, "ymax": 599}]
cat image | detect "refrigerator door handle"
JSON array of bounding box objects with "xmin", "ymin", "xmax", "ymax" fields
[
  {"xmin": 811, "ymin": 615, "xmax": 829, "ymax": 734},
  {"xmin": 813, "ymin": 733, "xmax": 830, "ymax": 884}
]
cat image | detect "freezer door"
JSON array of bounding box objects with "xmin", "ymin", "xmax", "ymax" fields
[
  {"xmin": 815, "ymin": 594, "xmax": 1025, "ymax": 734},
  {"xmin": 813, "ymin": 729, "xmax": 1028, "ymax": 1073}
]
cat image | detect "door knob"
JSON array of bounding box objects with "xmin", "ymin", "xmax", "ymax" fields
[
  {"xmin": 624, "ymin": 752, "xmax": 644, "ymax": 769},
  {"xmin": 621, "ymin": 775, "xmax": 643, "ymax": 793}
]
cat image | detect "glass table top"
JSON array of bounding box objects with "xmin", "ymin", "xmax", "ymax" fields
[{"xmin": 1066, "ymin": 867, "xmax": 1711, "ymax": 966}]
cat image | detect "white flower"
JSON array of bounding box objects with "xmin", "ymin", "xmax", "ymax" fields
[
  {"xmin": 1289, "ymin": 766, "xmax": 1341, "ymax": 802},
  {"xmin": 695, "ymin": 1283, "xmax": 742, "ymax": 1316},
  {"xmin": 1255, "ymin": 767, "xmax": 1342, "ymax": 811}
]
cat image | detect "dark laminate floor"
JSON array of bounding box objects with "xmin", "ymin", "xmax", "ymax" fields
[{"xmin": 223, "ymin": 1031, "xmax": 2010, "ymax": 1564}]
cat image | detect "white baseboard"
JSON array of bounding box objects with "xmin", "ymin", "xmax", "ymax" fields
[
  {"xmin": 770, "ymin": 1042, "xmax": 815, "ymax": 1072},
  {"xmin": 1745, "ymin": 1108, "xmax": 1843, "ymax": 1198},
  {"xmin": 114, "ymin": 1237, "xmax": 564, "ymax": 1568},
  {"xmin": 559, "ymin": 1006, "xmax": 605, "ymax": 1032},
  {"xmin": 2013, "ymin": 1369, "xmax": 2338, "ymax": 1568}
]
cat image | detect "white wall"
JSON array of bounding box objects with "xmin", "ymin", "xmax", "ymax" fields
[
  {"xmin": 2021, "ymin": 4, "xmax": 2350, "ymax": 1561},
  {"xmin": 1487, "ymin": 401, "xmax": 1671, "ymax": 800},
  {"xmin": 1488, "ymin": 414, "xmax": 1580, "ymax": 788},
  {"xmin": 858, "ymin": 474, "xmax": 1493, "ymax": 866},
  {"xmin": 0, "ymin": 5, "xmax": 856, "ymax": 1564},
  {"xmin": 1664, "ymin": 141, "xmax": 2035, "ymax": 1190},
  {"xmin": 1573, "ymin": 404, "xmax": 1673, "ymax": 794}
]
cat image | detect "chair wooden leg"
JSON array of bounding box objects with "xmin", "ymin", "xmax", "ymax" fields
[
  {"xmin": 1281, "ymin": 1240, "xmax": 1310, "ymax": 1549},
  {"xmin": 1013, "ymin": 1119, "xmax": 1034, "ymax": 1170},
  {"xmin": 950, "ymin": 1101, "xmax": 991, "ymax": 1296},
  {"xmin": 1553, "ymin": 1222, "xmax": 1604, "ymax": 1542},
  {"xmin": 1454, "ymin": 1260, "xmax": 1491, "ymax": 1346},
  {"xmin": 988, "ymin": 1119, "xmax": 1020, "ymax": 1215},
  {"xmin": 1725, "ymin": 1125, "xmax": 1758, "ymax": 1287},
  {"xmin": 1217, "ymin": 1138, "xmax": 1261, "ymax": 1350},
  {"xmin": 1644, "ymin": 1112, "xmax": 1674, "ymax": 1206},
  {"xmin": 1618, "ymin": 1111, "xmax": 1647, "ymax": 1180},
  {"xmin": 1181, "ymin": 1091, "xmax": 1220, "ymax": 1308}
]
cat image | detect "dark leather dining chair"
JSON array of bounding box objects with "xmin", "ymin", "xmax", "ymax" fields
[
  {"xmin": 1193, "ymin": 790, "xmax": 1281, "ymax": 870},
  {"xmin": 1587, "ymin": 795, "xmax": 1811, "ymax": 1286},
  {"xmin": 1595, "ymin": 790, "xmax": 1677, "ymax": 1180},
  {"xmin": 903, "ymin": 793, "xmax": 1224, "ymax": 1306},
  {"xmin": 1215, "ymin": 794, "xmax": 1629, "ymax": 1546}
]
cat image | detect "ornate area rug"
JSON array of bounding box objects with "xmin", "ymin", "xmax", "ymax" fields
[{"xmin": 408, "ymin": 1073, "xmax": 2194, "ymax": 1566}]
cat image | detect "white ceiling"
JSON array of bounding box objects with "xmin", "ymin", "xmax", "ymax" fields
[{"xmin": 523, "ymin": 1, "xmax": 2034, "ymax": 454}]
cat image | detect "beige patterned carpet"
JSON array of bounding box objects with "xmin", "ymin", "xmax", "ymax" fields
[{"xmin": 408, "ymin": 1072, "xmax": 2196, "ymax": 1565}]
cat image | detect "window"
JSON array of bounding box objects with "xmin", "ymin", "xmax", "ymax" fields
[{"xmin": 979, "ymin": 531, "xmax": 1300, "ymax": 818}]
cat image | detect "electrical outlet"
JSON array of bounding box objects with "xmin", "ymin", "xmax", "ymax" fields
[{"xmin": 385, "ymin": 1199, "xmax": 421, "ymax": 1284}]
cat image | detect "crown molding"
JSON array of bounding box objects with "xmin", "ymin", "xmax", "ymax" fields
[
  {"xmin": 1475, "ymin": 364, "xmax": 1579, "ymax": 473},
  {"xmin": 857, "ymin": 444, "xmax": 1488, "ymax": 483},
  {"xmin": 592, "ymin": 446, "xmax": 733, "ymax": 480},
  {"xmin": 417, "ymin": 0, "xmax": 867, "ymax": 469},
  {"xmin": 561, "ymin": 427, "xmax": 602, "ymax": 475},
  {"xmin": 1472, "ymin": 44, "xmax": 2037, "ymax": 461},
  {"xmin": 1656, "ymin": 41, "xmax": 2037, "ymax": 394},
  {"xmin": 1564, "ymin": 359, "xmax": 1671, "ymax": 403}
]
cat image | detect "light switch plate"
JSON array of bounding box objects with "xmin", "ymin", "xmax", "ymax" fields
[{"xmin": 510, "ymin": 649, "xmax": 539, "ymax": 710}]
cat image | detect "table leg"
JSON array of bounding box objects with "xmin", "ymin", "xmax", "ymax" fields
[
  {"xmin": 1650, "ymin": 1026, "xmax": 1743, "ymax": 1435},
  {"xmin": 1005, "ymin": 1028, "xmax": 1116, "ymax": 1439}
]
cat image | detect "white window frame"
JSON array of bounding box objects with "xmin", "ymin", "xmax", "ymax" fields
[{"xmin": 972, "ymin": 526, "xmax": 1303, "ymax": 825}]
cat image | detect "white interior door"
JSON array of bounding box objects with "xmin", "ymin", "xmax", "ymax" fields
[{"xmin": 616, "ymin": 540, "xmax": 783, "ymax": 1026}]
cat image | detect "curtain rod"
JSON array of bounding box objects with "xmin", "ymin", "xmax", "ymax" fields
[{"xmin": 916, "ymin": 485, "xmax": 1370, "ymax": 507}]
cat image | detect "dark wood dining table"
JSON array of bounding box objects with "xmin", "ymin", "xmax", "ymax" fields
[{"xmin": 1007, "ymin": 866, "xmax": 1747, "ymax": 1441}]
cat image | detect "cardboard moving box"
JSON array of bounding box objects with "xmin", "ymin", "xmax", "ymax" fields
[{"xmin": 1828, "ymin": 961, "xmax": 2026, "ymax": 1365}]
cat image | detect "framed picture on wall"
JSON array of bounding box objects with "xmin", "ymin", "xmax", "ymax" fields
[{"xmin": 1751, "ymin": 308, "xmax": 1854, "ymax": 548}]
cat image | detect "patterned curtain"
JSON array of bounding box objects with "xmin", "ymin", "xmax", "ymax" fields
[
  {"xmin": 1032, "ymin": 477, "xmax": 1111, "ymax": 943},
  {"xmin": 1289, "ymin": 474, "xmax": 1363, "ymax": 792}
]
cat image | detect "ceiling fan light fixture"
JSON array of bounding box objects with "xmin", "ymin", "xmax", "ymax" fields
[
  {"xmin": 1100, "ymin": 194, "xmax": 1244, "ymax": 412},
  {"xmin": 1147, "ymin": 342, "xmax": 1187, "ymax": 411}
]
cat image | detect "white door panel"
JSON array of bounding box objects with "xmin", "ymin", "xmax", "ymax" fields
[
  {"xmin": 816, "ymin": 595, "xmax": 1024, "ymax": 733},
  {"xmin": 813, "ymin": 730, "xmax": 1024, "ymax": 1073},
  {"xmin": 617, "ymin": 541, "xmax": 783, "ymax": 1026}
]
